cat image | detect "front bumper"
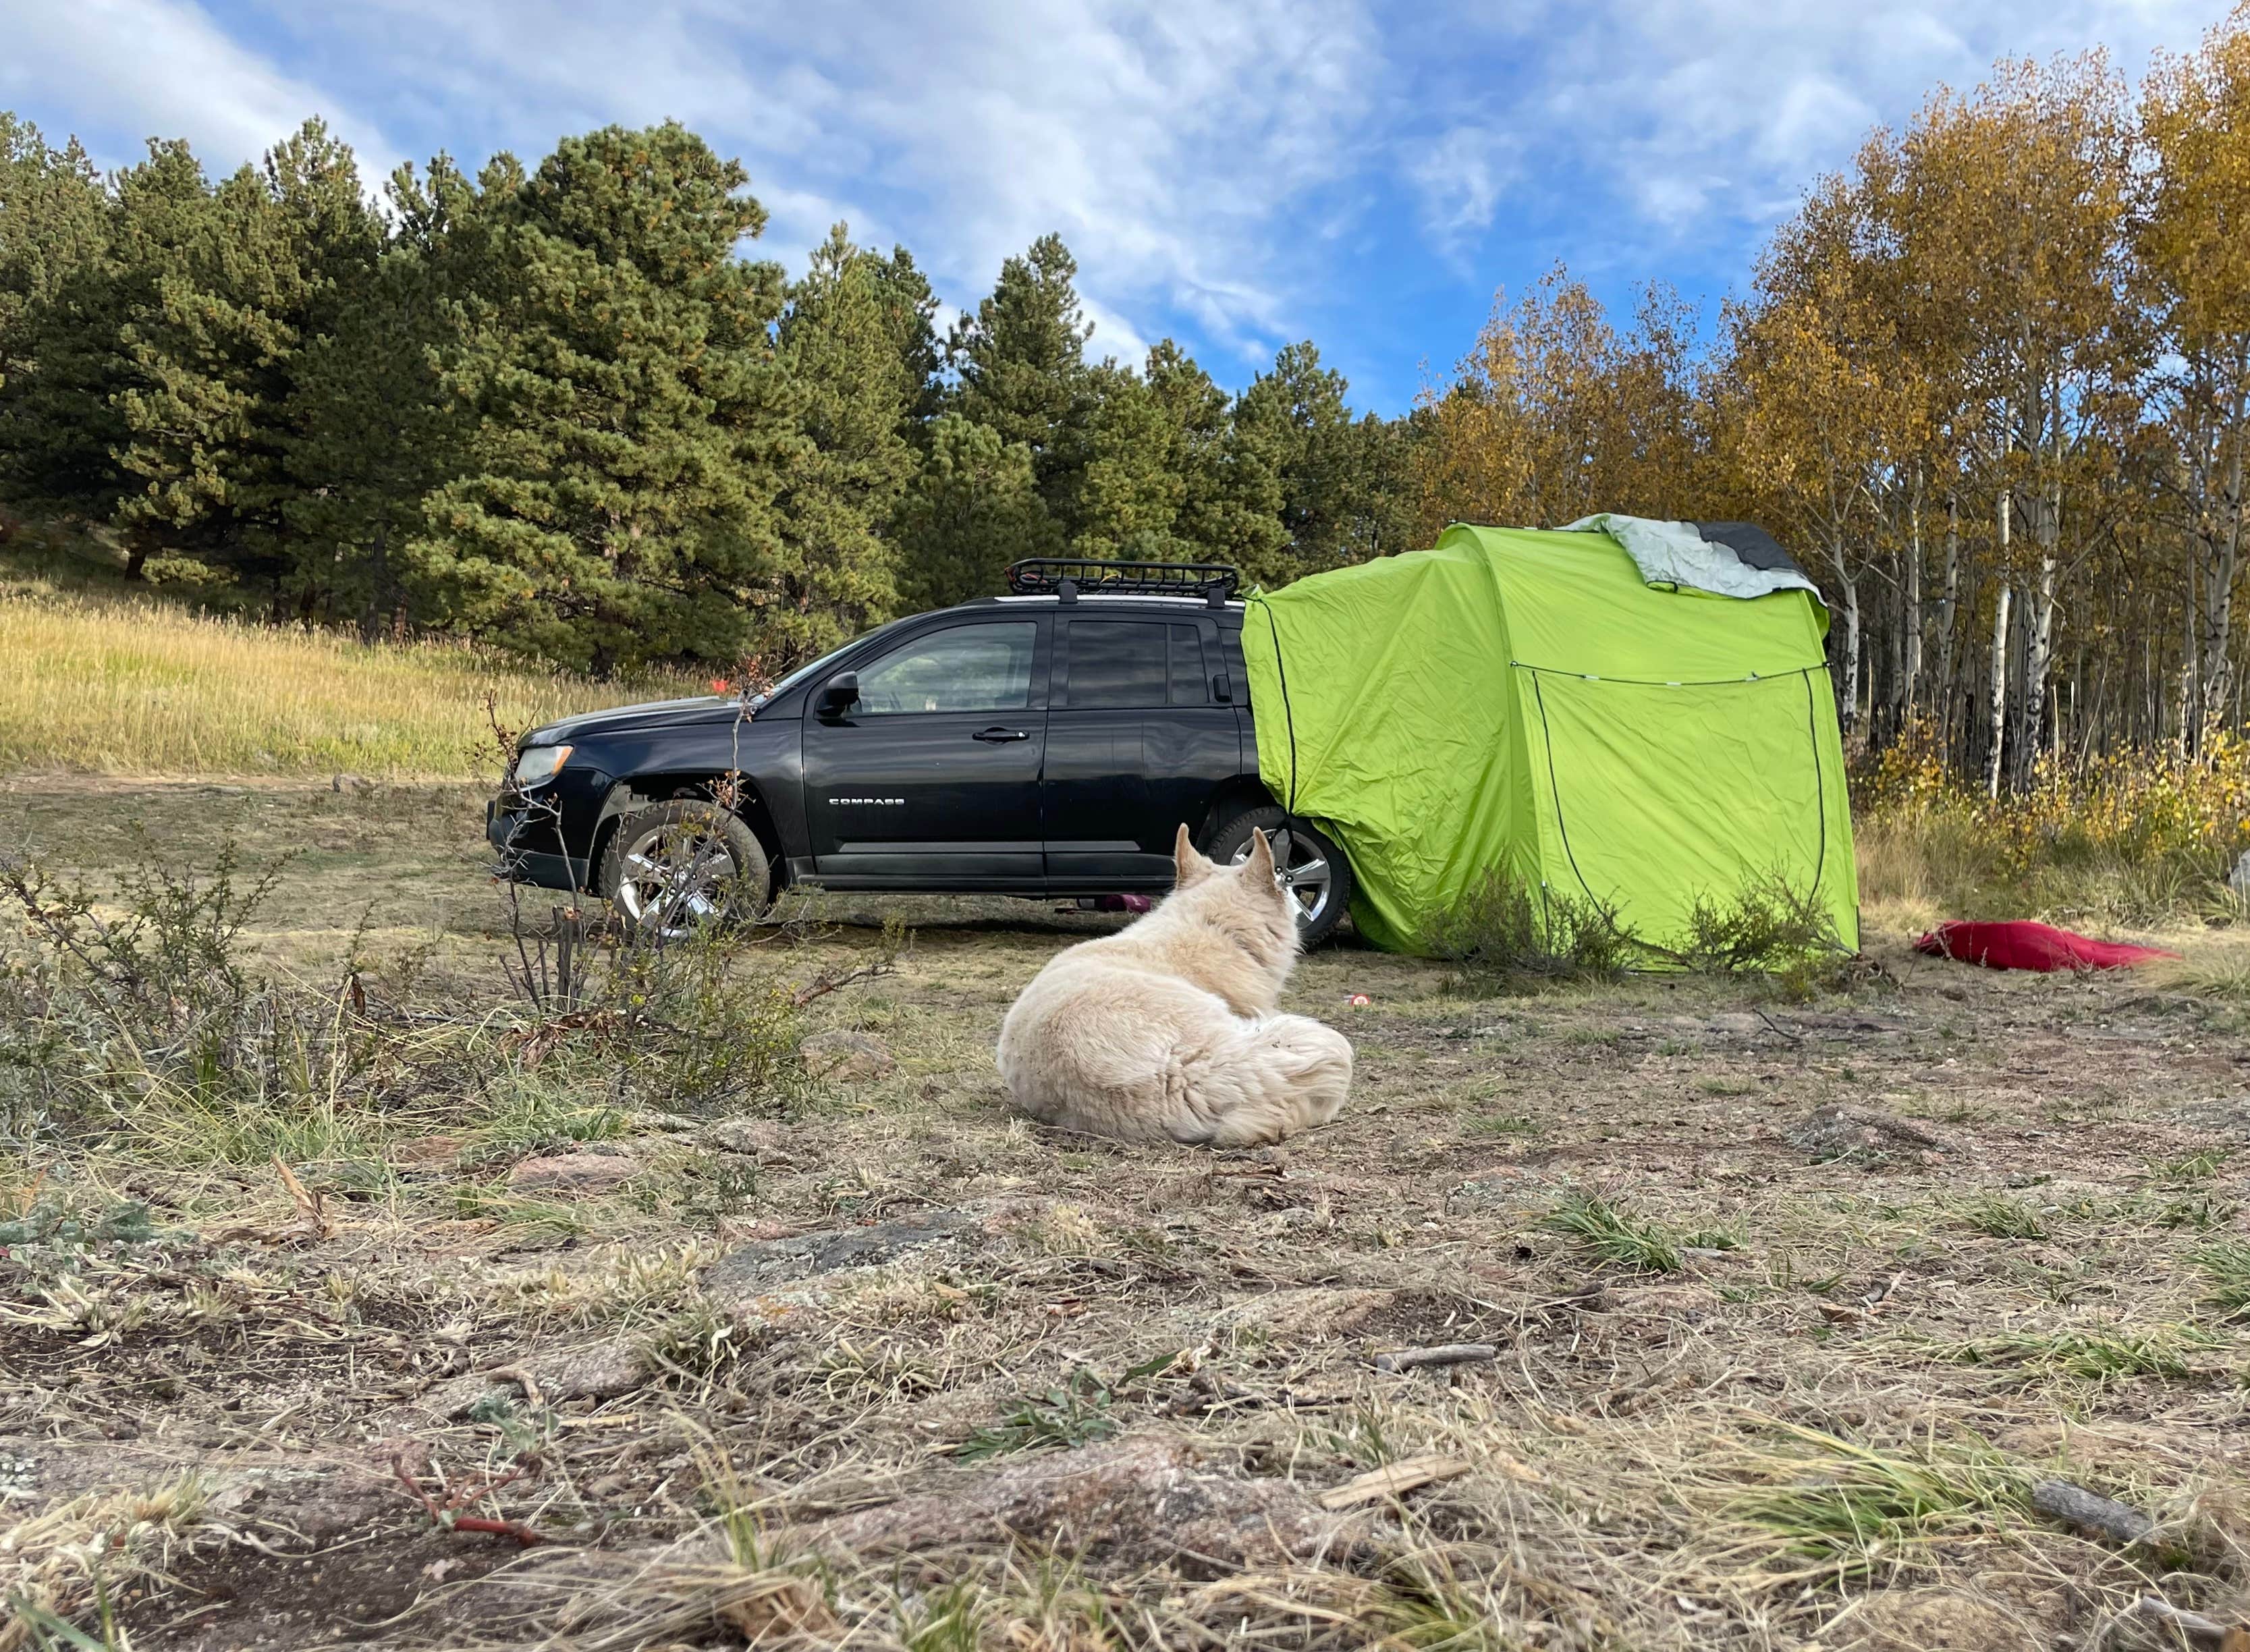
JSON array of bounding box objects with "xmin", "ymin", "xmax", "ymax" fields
[{"xmin": 487, "ymin": 798, "xmax": 593, "ymax": 893}]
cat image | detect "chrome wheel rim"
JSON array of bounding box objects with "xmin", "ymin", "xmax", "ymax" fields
[
  {"xmin": 614, "ymin": 823, "xmax": 739, "ymax": 939},
  {"xmin": 1230, "ymin": 828, "xmax": 1332, "ymax": 930}
]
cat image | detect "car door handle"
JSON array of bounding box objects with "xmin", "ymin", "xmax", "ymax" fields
[{"xmin": 972, "ymin": 726, "xmax": 1031, "ymax": 742}]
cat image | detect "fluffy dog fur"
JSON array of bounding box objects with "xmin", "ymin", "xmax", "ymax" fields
[{"xmin": 996, "ymin": 825, "xmax": 1354, "ymax": 1146}]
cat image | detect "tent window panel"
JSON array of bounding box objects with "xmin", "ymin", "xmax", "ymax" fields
[{"xmin": 1527, "ymin": 669, "xmax": 1834, "ymax": 947}]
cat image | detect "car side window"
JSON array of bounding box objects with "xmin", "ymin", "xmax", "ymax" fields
[
  {"xmin": 1169, "ymin": 625, "xmax": 1208, "ymax": 705},
  {"xmin": 853, "ymin": 622, "xmax": 1037, "ymax": 715},
  {"xmin": 1066, "ymin": 621, "xmax": 1168, "ymax": 709}
]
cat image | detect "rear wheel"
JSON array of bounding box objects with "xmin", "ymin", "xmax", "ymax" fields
[
  {"xmin": 598, "ymin": 800, "xmax": 771, "ymax": 941},
  {"xmin": 1206, "ymin": 806, "xmax": 1352, "ymax": 947}
]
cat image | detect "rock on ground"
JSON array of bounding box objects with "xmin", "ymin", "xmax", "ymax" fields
[
  {"xmin": 506, "ymin": 1151, "xmax": 638, "ymax": 1194},
  {"xmin": 1786, "ymin": 1104, "xmax": 1948, "ymax": 1159},
  {"xmin": 701, "ymin": 1117, "xmax": 788, "ymax": 1156},
  {"xmin": 1190, "ymin": 1287, "xmax": 1396, "ymax": 1343},
  {"xmin": 800, "ymin": 1029, "xmax": 895, "ymax": 1080},
  {"xmin": 802, "ymin": 1434, "xmax": 1358, "ymax": 1578},
  {"xmin": 1705, "ymin": 1012, "xmax": 1769, "ymax": 1036},
  {"xmin": 418, "ymin": 1340, "xmax": 648, "ymax": 1420},
  {"xmin": 702, "ymin": 1209, "xmax": 979, "ymax": 1302}
]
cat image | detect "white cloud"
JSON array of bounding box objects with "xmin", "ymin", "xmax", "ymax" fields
[
  {"xmin": 1415, "ymin": 0, "xmax": 2226, "ymax": 256},
  {"xmin": 233, "ymin": 0, "xmax": 1383, "ymax": 366},
  {"xmin": 4, "ymin": 0, "xmax": 2232, "ymax": 408},
  {"xmin": 1078, "ymin": 292, "xmax": 1153, "ymax": 370},
  {"xmin": 0, "ymin": 0, "xmax": 395, "ymax": 179},
  {"xmin": 1408, "ymin": 124, "xmax": 1516, "ymax": 252}
]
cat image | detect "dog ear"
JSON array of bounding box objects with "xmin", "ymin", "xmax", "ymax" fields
[
  {"xmin": 1173, "ymin": 822, "xmax": 1211, "ymax": 889},
  {"xmin": 1244, "ymin": 827, "xmax": 1275, "ymax": 881}
]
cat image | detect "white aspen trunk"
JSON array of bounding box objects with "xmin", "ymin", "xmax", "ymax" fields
[
  {"xmin": 2010, "ymin": 482, "xmax": 2058, "ymax": 793},
  {"xmin": 1986, "ymin": 583, "xmax": 2012, "ymax": 801},
  {"xmin": 2200, "ymin": 393, "xmax": 2245, "ymax": 748},
  {"xmin": 2183, "ymin": 539, "xmax": 2201, "ymax": 755},
  {"xmin": 1828, "ymin": 528, "xmax": 1860, "ymax": 735},
  {"xmin": 1884, "ymin": 596, "xmax": 1901, "ymax": 736},
  {"xmin": 1840, "ymin": 582, "xmax": 1862, "ymax": 736},
  {"xmin": 2077, "ymin": 657, "xmax": 2106, "ymax": 773},
  {"xmin": 1935, "ymin": 495, "xmax": 1962, "ymax": 748},
  {"xmin": 1902, "ymin": 480, "xmax": 1924, "ymax": 717},
  {"xmin": 2143, "ymin": 626, "xmax": 2156, "ymax": 747}
]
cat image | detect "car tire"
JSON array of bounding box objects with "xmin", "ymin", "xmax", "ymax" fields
[
  {"xmin": 598, "ymin": 800, "xmax": 771, "ymax": 940},
  {"xmin": 1205, "ymin": 806, "xmax": 1352, "ymax": 947}
]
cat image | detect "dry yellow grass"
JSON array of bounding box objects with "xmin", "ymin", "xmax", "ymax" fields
[{"xmin": 0, "ymin": 592, "xmax": 698, "ymax": 778}]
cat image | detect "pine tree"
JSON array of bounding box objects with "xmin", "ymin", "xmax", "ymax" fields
[
  {"xmin": 0, "ymin": 115, "xmax": 105, "ymax": 401},
  {"xmin": 1233, "ymin": 341, "xmax": 1358, "ymax": 584},
  {"xmin": 0, "ymin": 138, "xmax": 211, "ymax": 547},
  {"xmin": 894, "ymin": 412, "xmax": 1059, "ymax": 607},
  {"xmin": 767, "ymin": 224, "xmax": 929, "ymax": 663},
  {"xmin": 1070, "ymin": 358, "xmax": 1184, "ymax": 557},
  {"xmin": 110, "ymin": 120, "xmax": 379, "ymax": 598},
  {"xmin": 866, "ymin": 244, "xmax": 941, "ymax": 435},
  {"xmin": 948, "ymin": 233, "xmax": 1092, "ymax": 524},
  {"xmin": 410, "ymin": 123, "xmax": 799, "ymax": 673},
  {"xmin": 1148, "ymin": 340, "xmax": 1288, "ymax": 572},
  {"xmin": 281, "ymin": 155, "xmax": 487, "ymax": 632}
]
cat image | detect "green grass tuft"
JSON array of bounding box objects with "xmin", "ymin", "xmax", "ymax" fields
[
  {"xmin": 1544, "ymin": 1192, "xmax": 1684, "ymax": 1273},
  {"xmin": 1944, "ymin": 1324, "xmax": 2222, "ymax": 1381},
  {"xmin": 1727, "ymin": 1423, "xmax": 2029, "ymax": 1579},
  {"xmin": 1958, "ymin": 1194, "xmax": 2049, "ymax": 1240},
  {"xmin": 2197, "ymin": 1240, "xmax": 2250, "ymax": 1321}
]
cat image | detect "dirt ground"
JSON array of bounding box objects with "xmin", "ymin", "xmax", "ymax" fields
[{"xmin": 5, "ymin": 777, "xmax": 2250, "ymax": 1650}]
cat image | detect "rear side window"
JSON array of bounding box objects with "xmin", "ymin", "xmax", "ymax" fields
[
  {"xmin": 1066, "ymin": 622, "xmax": 1168, "ymax": 709},
  {"xmin": 1169, "ymin": 625, "xmax": 1208, "ymax": 705}
]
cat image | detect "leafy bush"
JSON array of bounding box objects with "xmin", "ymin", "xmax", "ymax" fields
[
  {"xmin": 1664, "ymin": 873, "xmax": 1846, "ymax": 974},
  {"xmin": 1421, "ymin": 867, "xmax": 1639, "ymax": 982},
  {"xmin": 1857, "ymin": 718, "xmax": 2250, "ymax": 925},
  {"xmin": 1425, "ymin": 864, "xmax": 1846, "ymax": 983}
]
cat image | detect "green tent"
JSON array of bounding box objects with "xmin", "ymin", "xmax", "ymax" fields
[{"xmin": 1238, "ymin": 520, "xmax": 1857, "ymax": 957}]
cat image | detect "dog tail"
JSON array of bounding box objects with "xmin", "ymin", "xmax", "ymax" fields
[{"xmin": 1168, "ymin": 1012, "xmax": 1354, "ymax": 1147}]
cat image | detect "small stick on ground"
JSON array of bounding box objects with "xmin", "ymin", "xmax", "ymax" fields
[
  {"xmin": 1319, "ymin": 1453, "xmax": 1473, "ymax": 1509},
  {"xmin": 2032, "ymin": 1479, "xmax": 2156, "ymax": 1547},
  {"xmin": 792, "ymin": 958, "xmax": 895, "ymax": 1008},
  {"xmin": 483, "ymin": 1365, "xmax": 549, "ymax": 1411},
  {"xmin": 1374, "ymin": 1343, "xmax": 1498, "ymax": 1374},
  {"xmin": 2131, "ymin": 1595, "xmax": 2241, "ymax": 1649},
  {"xmin": 390, "ymin": 1445, "xmax": 548, "ymax": 1547},
  {"xmin": 1753, "ymin": 1008, "xmax": 1803, "ymax": 1042}
]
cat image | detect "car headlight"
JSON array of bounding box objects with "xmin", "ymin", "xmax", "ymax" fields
[{"xmin": 512, "ymin": 743, "xmax": 574, "ymax": 788}]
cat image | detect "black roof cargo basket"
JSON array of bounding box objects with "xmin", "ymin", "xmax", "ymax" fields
[{"xmin": 1006, "ymin": 557, "xmax": 1239, "ymax": 606}]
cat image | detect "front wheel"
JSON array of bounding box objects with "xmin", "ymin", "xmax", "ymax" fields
[
  {"xmin": 1206, "ymin": 806, "xmax": 1352, "ymax": 947},
  {"xmin": 598, "ymin": 801, "xmax": 771, "ymax": 941}
]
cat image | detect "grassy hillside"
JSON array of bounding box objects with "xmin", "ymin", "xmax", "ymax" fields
[{"xmin": 0, "ymin": 585, "xmax": 698, "ymax": 779}]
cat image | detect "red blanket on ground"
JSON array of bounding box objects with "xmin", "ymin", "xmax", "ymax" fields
[{"xmin": 1914, "ymin": 920, "xmax": 2179, "ymax": 972}]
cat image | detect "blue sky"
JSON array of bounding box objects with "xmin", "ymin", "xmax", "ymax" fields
[{"xmin": 2, "ymin": 0, "xmax": 2234, "ymax": 413}]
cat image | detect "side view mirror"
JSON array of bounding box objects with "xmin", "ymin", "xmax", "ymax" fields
[{"xmin": 815, "ymin": 671, "xmax": 860, "ymax": 718}]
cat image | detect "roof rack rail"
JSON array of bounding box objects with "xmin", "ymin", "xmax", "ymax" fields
[{"xmin": 1004, "ymin": 557, "xmax": 1240, "ymax": 607}]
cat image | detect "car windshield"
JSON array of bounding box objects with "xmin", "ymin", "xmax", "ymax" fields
[{"xmin": 752, "ymin": 617, "xmax": 916, "ymax": 709}]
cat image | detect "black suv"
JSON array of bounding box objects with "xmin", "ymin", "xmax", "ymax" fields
[{"xmin": 487, "ymin": 560, "xmax": 1355, "ymax": 942}]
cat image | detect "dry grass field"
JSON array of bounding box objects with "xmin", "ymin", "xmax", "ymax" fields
[
  {"xmin": 5, "ymin": 776, "xmax": 2250, "ymax": 1651},
  {"xmin": 0, "ymin": 573, "xmax": 695, "ymax": 779}
]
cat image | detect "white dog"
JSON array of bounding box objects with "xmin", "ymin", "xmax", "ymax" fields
[{"xmin": 997, "ymin": 825, "xmax": 1354, "ymax": 1146}]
